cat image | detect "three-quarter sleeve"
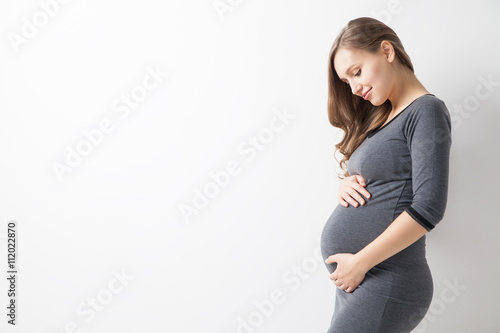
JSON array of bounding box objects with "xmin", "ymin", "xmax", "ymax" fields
[{"xmin": 403, "ymin": 99, "xmax": 452, "ymax": 231}]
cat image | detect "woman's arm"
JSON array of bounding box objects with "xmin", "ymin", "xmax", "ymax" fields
[
  {"xmin": 355, "ymin": 211, "xmax": 427, "ymax": 271},
  {"xmin": 360, "ymin": 98, "xmax": 454, "ymax": 266}
]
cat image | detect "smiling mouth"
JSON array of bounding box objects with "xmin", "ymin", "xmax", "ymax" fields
[{"xmin": 363, "ymin": 88, "xmax": 372, "ymax": 99}]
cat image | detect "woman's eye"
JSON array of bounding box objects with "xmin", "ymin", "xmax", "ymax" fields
[{"xmin": 354, "ymin": 69, "xmax": 361, "ymax": 77}]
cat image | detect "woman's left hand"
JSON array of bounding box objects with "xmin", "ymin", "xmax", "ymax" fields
[{"xmin": 325, "ymin": 253, "xmax": 368, "ymax": 293}]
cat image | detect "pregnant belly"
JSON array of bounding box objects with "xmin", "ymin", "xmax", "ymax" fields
[{"xmin": 320, "ymin": 202, "xmax": 395, "ymax": 256}]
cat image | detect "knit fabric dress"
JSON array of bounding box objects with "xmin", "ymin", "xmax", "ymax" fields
[{"xmin": 320, "ymin": 94, "xmax": 452, "ymax": 332}]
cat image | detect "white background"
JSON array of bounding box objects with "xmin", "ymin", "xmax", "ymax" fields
[{"xmin": 0, "ymin": 0, "xmax": 499, "ymax": 332}]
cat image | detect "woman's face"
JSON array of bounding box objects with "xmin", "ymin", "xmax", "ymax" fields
[{"xmin": 333, "ymin": 44, "xmax": 394, "ymax": 106}]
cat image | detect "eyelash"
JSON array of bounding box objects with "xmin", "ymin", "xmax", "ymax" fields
[{"xmin": 344, "ymin": 69, "xmax": 361, "ymax": 85}]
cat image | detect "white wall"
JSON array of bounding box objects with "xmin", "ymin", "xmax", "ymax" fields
[{"xmin": 0, "ymin": 0, "xmax": 498, "ymax": 332}]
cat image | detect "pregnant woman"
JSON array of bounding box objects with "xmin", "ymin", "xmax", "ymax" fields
[{"xmin": 320, "ymin": 17, "xmax": 452, "ymax": 332}]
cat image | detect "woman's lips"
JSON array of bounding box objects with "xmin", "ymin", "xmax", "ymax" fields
[{"xmin": 363, "ymin": 88, "xmax": 372, "ymax": 100}]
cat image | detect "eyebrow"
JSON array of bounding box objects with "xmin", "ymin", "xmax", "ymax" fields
[{"xmin": 338, "ymin": 64, "xmax": 358, "ymax": 82}]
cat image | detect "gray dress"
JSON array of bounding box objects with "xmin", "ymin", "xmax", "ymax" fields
[{"xmin": 320, "ymin": 94, "xmax": 452, "ymax": 332}]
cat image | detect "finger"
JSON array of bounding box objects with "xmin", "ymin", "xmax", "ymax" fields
[
  {"xmin": 347, "ymin": 189, "xmax": 367, "ymax": 206},
  {"xmin": 325, "ymin": 255, "xmax": 337, "ymax": 264},
  {"xmin": 337, "ymin": 195, "xmax": 349, "ymax": 207},
  {"xmin": 354, "ymin": 175, "xmax": 366, "ymax": 186},
  {"xmin": 353, "ymin": 183, "xmax": 371, "ymax": 200},
  {"xmin": 342, "ymin": 193, "xmax": 360, "ymax": 207},
  {"xmin": 353, "ymin": 177, "xmax": 371, "ymax": 199},
  {"xmin": 346, "ymin": 189, "xmax": 366, "ymax": 207}
]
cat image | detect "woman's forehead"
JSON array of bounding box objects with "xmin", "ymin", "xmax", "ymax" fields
[
  {"xmin": 335, "ymin": 47, "xmax": 368, "ymax": 66},
  {"xmin": 334, "ymin": 48, "xmax": 366, "ymax": 76}
]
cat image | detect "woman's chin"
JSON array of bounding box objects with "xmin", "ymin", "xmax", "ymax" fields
[{"xmin": 370, "ymin": 97, "xmax": 384, "ymax": 106}]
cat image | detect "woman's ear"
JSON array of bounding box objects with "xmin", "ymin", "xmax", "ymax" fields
[{"xmin": 380, "ymin": 40, "xmax": 395, "ymax": 63}]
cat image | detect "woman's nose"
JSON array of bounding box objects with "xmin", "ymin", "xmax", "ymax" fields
[{"xmin": 352, "ymin": 84, "xmax": 363, "ymax": 96}]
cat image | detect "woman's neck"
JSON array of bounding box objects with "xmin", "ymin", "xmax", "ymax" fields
[{"xmin": 387, "ymin": 67, "xmax": 430, "ymax": 115}]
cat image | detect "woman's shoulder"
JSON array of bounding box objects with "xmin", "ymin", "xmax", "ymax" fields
[
  {"xmin": 406, "ymin": 94, "xmax": 450, "ymax": 119},
  {"xmin": 403, "ymin": 93, "xmax": 452, "ymax": 137}
]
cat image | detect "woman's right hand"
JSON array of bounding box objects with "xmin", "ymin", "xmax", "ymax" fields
[{"xmin": 338, "ymin": 175, "xmax": 371, "ymax": 208}]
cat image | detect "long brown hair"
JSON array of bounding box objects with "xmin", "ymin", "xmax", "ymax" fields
[{"xmin": 328, "ymin": 17, "xmax": 414, "ymax": 179}]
